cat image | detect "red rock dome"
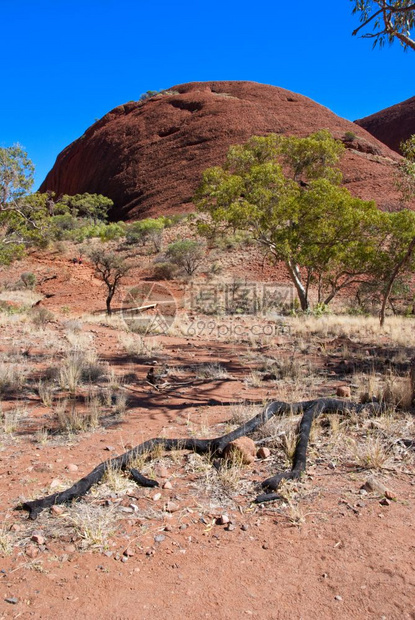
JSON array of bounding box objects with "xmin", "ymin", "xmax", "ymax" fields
[
  {"xmin": 355, "ymin": 96, "xmax": 415, "ymax": 155},
  {"xmin": 40, "ymin": 81, "xmax": 403, "ymax": 220}
]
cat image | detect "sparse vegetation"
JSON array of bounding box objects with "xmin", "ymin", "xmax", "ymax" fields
[
  {"xmin": 165, "ymin": 239, "xmax": 205, "ymax": 275},
  {"xmin": 89, "ymin": 249, "xmax": 131, "ymax": 315}
]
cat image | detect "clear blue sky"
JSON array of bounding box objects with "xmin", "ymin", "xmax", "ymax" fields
[{"xmin": 1, "ymin": 0, "xmax": 413, "ymax": 188}]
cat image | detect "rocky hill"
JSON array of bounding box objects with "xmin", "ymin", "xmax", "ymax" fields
[
  {"xmin": 355, "ymin": 96, "xmax": 415, "ymax": 155},
  {"xmin": 40, "ymin": 81, "xmax": 403, "ymax": 220}
]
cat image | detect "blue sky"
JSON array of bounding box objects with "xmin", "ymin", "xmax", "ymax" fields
[{"xmin": 1, "ymin": 0, "xmax": 413, "ymax": 187}]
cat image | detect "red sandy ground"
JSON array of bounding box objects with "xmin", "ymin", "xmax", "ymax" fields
[{"xmin": 0, "ymin": 252, "xmax": 414, "ymax": 620}]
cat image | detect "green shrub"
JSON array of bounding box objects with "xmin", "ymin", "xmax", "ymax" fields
[
  {"xmin": 344, "ymin": 131, "xmax": 357, "ymax": 142},
  {"xmin": 99, "ymin": 222, "xmax": 125, "ymax": 241},
  {"xmin": 152, "ymin": 261, "xmax": 177, "ymax": 280},
  {"xmin": 125, "ymin": 218, "xmax": 165, "ymax": 251},
  {"xmin": 165, "ymin": 239, "xmax": 205, "ymax": 275}
]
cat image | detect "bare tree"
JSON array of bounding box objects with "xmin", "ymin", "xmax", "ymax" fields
[{"xmin": 89, "ymin": 249, "xmax": 131, "ymax": 315}]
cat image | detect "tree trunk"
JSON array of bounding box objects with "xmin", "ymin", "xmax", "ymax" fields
[
  {"xmin": 410, "ymin": 358, "xmax": 415, "ymax": 405},
  {"xmin": 106, "ymin": 292, "xmax": 114, "ymax": 316},
  {"xmin": 380, "ymin": 237, "xmax": 415, "ymax": 327},
  {"xmin": 286, "ymin": 259, "xmax": 308, "ymax": 311}
]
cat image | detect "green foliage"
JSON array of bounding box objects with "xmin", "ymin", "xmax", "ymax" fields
[
  {"xmin": 20, "ymin": 272, "xmax": 37, "ymax": 289},
  {"xmin": 138, "ymin": 90, "xmax": 160, "ymax": 102},
  {"xmin": 152, "ymin": 261, "xmax": 178, "ymax": 280},
  {"xmin": 0, "ymin": 153, "xmax": 117, "ymax": 266},
  {"xmin": 401, "ymin": 135, "xmax": 415, "ymax": 161},
  {"xmin": 0, "ymin": 148, "xmax": 46, "ymax": 264},
  {"xmin": 125, "ymin": 217, "xmax": 165, "ymax": 251},
  {"xmin": 98, "ymin": 222, "xmax": 125, "ymax": 241},
  {"xmin": 138, "ymin": 89, "xmax": 179, "ymax": 102},
  {"xmin": 165, "ymin": 239, "xmax": 204, "ymax": 275},
  {"xmin": 0, "ymin": 144, "xmax": 34, "ymax": 207},
  {"xmin": 195, "ymin": 131, "xmax": 379, "ymax": 310},
  {"xmin": 56, "ymin": 193, "xmax": 113, "ymax": 222},
  {"xmin": 351, "ymin": 0, "xmax": 415, "ymax": 51}
]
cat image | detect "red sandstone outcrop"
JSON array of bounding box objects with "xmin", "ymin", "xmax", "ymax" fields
[
  {"xmin": 40, "ymin": 81, "xmax": 403, "ymax": 220},
  {"xmin": 355, "ymin": 96, "xmax": 415, "ymax": 155}
]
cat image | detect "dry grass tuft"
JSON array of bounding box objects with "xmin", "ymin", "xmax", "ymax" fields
[{"xmin": 68, "ymin": 504, "xmax": 119, "ymax": 550}]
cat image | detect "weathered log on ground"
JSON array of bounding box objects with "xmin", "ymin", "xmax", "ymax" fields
[{"xmin": 18, "ymin": 399, "xmax": 380, "ymax": 519}]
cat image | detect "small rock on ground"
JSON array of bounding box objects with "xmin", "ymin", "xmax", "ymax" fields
[{"xmin": 223, "ymin": 437, "xmax": 256, "ymax": 465}]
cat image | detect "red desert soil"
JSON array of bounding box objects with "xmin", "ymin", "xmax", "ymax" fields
[
  {"xmin": 0, "ymin": 253, "xmax": 414, "ymax": 619},
  {"xmin": 356, "ymin": 95, "xmax": 415, "ymax": 155},
  {"xmin": 40, "ymin": 81, "xmax": 403, "ymax": 220}
]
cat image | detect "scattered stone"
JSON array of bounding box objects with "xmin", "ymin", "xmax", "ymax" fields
[
  {"xmin": 226, "ymin": 524, "xmax": 236, "ymax": 531},
  {"xmin": 379, "ymin": 498, "xmax": 391, "ymax": 506},
  {"xmin": 50, "ymin": 478, "xmax": 62, "ymax": 490},
  {"xmin": 103, "ymin": 551, "xmax": 113, "ymax": 558},
  {"xmin": 180, "ymin": 524, "xmax": 188, "ymax": 530},
  {"xmin": 334, "ymin": 595, "xmax": 343, "ymax": 601},
  {"xmin": 31, "ymin": 534, "xmax": 45, "ymax": 545},
  {"xmin": 9, "ymin": 524, "xmax": 22, "ymax": 532},
  {"xmin": 262, "ymin": 542, "xmax": 269, "ymax": 550},
  {"xmin": 223, "ymin": 437, "xmax": 256, "ymax": 465},
  {"xmin": 165, "ymin": 502, "xmax": 179, "ymax": 513},
  {"xmin": 328, "ymin": 462, "xmax": 336, "ymax": 470},
  {"xmin": 162, "ymin": 480, "xmax": 173, "ymax": 490},
  {"xmin": 121, "ymin": 556, "xmax": 129, "ymax": 563},
  {"xmin": 241, "ymin": 524, "xmax": 249, "ymax": 531},
  {"xmin": 256, "ymin": 447, "xmax": 271, "ymax": 459},
  {"xmin": 164, "ymin": 525, "xmax": 173, "ymax": 532},
  {"xmin": 4, "ymin": 597, "xmax": 18, "ymax": 605},
  {"xmin": 33, "ymin": 463, "xmax": 53, "ymax": 473},
  {"xmin": 336, "ymin": 386, "xmax": 351, "ymax": 398},
  {"xmin": 104, "ymin": 446, "xmax": 115, "ymax": 452},
  {"xmin": 146, "ymin": 549, "xmax": 155, "ymax": 556},
  {"xmin": 25, "ymin": 545, "xmax": 39, "ymax": 559},
  {"xmin": 155, "ymin": 465, "xmax": 169, "ymax": 479},
  {"xmin": 152, "ymin": 493, "xmax": 162, "ymax": 502},
  {"xmin": 154, "ymin": 534, "xmax": 166, "ymax": 543},
  {"xmin": 66, "ymin": 463, "xmax": 78, "ymax": 473},
  {"xmin": 362, "ymin": 476, "xmax": 395, "ymax": 498},
  {"xmin": 217, "ymin": 514, "xmax": 230, "ymax": 525},
  {"xmin": 51, "ymin": 505, "xmax": 65, "ymax": 516},
  {"xmin": 123, "ymin": 547, "xmax": 135, "ymax": 557},
  {"xmin": 64, "ymin": 544, "xmax": 76, "ymax": 554}
]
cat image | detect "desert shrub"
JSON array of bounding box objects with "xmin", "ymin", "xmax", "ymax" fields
[
  {"xmin": 20, "ymin": 272, "xmax": 37, "ymax": 289},
  {"xmin": 165, "ymin": 239, "xmax": 205, "ymax": 275},
  {"xmin": 152, "ymin": 261, "xmax": 177, "ymax": 280},
  {"xmin": 344, "ymin": 131, "xmax": 357, "ymax": 141},
  {"xmin": 139, "ymin": 90, "xmax": 159, "ymax": 102},
  {"xmin": 125, "ymin": 218, "xmax": 165, "ymax": 251},
  {"xmin": 51, "ymin": 214, "xmax": 80, "ymax": 240},
  {"xmin": 30, "ymin": 306, "xmax": 54, "ymax": 326},
  {"xmin": 63, "ymin": 319, "xmax": 83, "ymax": 333},
  {"xmin": 98, "ymin": 222, "xmax": 125, "ymax": 241}
]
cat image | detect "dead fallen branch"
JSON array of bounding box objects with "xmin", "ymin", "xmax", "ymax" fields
[{"xmin": 18, "ymin": 398, "xmax": 381, "ymax": 519}]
